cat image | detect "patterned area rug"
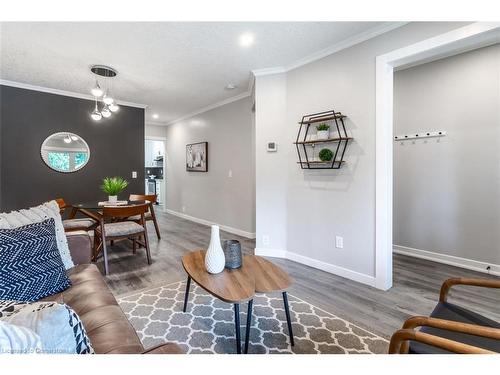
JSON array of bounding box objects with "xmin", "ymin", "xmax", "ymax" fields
[{"xmin": 118, "ymin": 281, "xmax": 388, "ymax": 354}]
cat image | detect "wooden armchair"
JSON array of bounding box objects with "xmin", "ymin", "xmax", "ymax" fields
[
  {"xmin": 128, "ymin": 194, "xmax": 161, "ymax": 239},
  {"xmin": 389, "ymin": 277, "xmax": 500, "ymax": 354},
  {"xmin": 56, "ymin": 198, "xmax": 98, "ymax": 232}
]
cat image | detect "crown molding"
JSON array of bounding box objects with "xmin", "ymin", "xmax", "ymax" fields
[
  {"xmin": 284, "ymin": 22, "xmax": 409, "ymax": 72},
  {"xmin": 250, "ymin": 22, "xmax": 409, "ymax": 78},
  {"xmin": 0, "ymin": 79, "xmax": 148, "ymax": 109},
  {"xmin": 251, "ymin": 67, "xmax": 287, "ymax": 77},
  {"xmin": 166, "ymin": 91, "xmax": 251, "ymax": 126}
]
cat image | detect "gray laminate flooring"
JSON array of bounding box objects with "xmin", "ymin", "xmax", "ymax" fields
[{"xmin": 101, "ymin": 210, "xmax": 500, "ymax": 338}]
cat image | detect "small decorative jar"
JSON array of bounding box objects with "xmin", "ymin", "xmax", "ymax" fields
[{"xmin": 223, "ymin": 240, "xmax": 242, "ymax": 269}]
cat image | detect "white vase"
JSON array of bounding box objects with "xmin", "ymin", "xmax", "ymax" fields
[
  {"xmin": 317, "ymin": 130, "xmax": 330, "ymax": 140},
  {"xmin": 108, "ymin": 195, "xmax": 118, "ymax": 204},
  {"xmin": 205, "ymin": 225, "xmax": 225, "ymax": 274}
]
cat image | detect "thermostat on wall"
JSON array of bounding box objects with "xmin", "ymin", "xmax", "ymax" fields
[{"xmin": 267, "ymin": 141, "xmax": 278, "ymax": 152}]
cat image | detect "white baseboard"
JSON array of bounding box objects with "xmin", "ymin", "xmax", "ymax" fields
[
  {"xmin": 166, "ymin": 209, "xmax": 256, "ymax": 239},
  {"xmin": 254, "ymin": 248, "xmax": 287, "ymax": 258},
  {"xmin": 393, "ymin": 245, "xmax": 500, "ymax": 277},
  {"xmin": 254, "ymin": 248, "xmax": 376, "ymax": 287}
]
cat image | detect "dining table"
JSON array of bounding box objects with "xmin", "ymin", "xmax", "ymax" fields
[{"xmin": 67, "ymin": 200, "xmax": 150, "ymax": 262}]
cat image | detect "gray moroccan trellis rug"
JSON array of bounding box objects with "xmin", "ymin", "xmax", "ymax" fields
[{"xmin": 117, "ymin": 281, "xmax": 388, "ymax": 354}]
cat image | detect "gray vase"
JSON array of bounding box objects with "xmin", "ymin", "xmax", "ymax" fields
[{"xmin": 222, "ymin": 240, "xmax": 242, "ymax": 269}]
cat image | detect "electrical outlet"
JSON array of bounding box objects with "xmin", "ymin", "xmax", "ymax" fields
[
  {"xmin": 182, "ymin": 206, "xmax": 186, "ymax": 213},
  {"xmin": 335, "ymin": 236, "xmax": 344, "ymax": 249},
  {"xmin": 228, "ymin": 170, "xmax": 233, "ymax": 178},
  {"xmin": 262, "ymin": 235, "xmax": 270, "ymax": 246},
  {"xmin": 132, "ymin": 171, "xmax": 137, "ymax": 178}
]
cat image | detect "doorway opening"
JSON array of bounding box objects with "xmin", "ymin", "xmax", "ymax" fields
[
  {"xmin": 375, "ymin": 23, "xmax": 500, "ymax": 290},
  {"xmin": 145, "ymin": 136, "xmax": 166, "ymax": 212}
]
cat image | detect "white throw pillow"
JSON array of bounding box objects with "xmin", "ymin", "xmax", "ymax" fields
[
  {"xmin": 0, "ymin": 200, "xmax": 74, "ymax": 269},
  {"xmin": 0, "ymin": 301, "xmax": 94, "ymax": 354},
  {"xmin": 0, "ymin": 320, "xmax": 42, "ymax": 354}
]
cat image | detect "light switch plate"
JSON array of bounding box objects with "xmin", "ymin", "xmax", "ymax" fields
[{"xmin": 132, "ymin": 171, "xmax": 137, "ymax": 178}]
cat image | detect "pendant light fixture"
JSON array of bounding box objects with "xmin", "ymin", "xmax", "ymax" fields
[
  {"xmin": 91, "ymin": 98, "xmax": 102, "ymax": 121},
  {"xmin": 89, "ymin": 65, "xmax": 119, "ymax": 121},
  {"xmin": 91, "ymin": 81, "xmax": 103, "ymax": 97},
  {"xmin": 101, "ymin": 105, "xmax": 111, "ymax": 118}
]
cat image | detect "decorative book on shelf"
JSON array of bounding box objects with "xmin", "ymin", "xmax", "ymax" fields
[{"xmin": 294, "ymin": 109, "xmax": 351, "ymax": 169}]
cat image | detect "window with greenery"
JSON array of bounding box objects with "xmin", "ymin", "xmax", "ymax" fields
[
  {"xmin": 75, "ymin": 152, "xmax": 88, "ymax": 169},
  {"xmin": 48, "ymin": 152, "xmax": 70, "ymax": 171}
]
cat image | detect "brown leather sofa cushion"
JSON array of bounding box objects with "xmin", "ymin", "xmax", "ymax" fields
[
  {"xmin": 42, "ymin": 231, "xmax": 184, "ymax": 354},
  {"xmin": 42, "ymin": 264, "xmax": 144, "ymax": 354}
]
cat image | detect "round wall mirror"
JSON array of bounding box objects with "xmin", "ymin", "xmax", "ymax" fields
[{"xmin": 41, "ymin": 132, "xmax": 90, "ymax": 173}]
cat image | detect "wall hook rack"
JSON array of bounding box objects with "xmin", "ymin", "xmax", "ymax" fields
[{"xmin": 394, "ymin": 130, "xmax": 446, "ymax": 141}]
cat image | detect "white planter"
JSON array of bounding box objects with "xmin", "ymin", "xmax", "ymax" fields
[
  {"xmin": 108, "ymin": 195, "xmax": 118, "ymax": 204},
  {"xmin": 317, "ymin": 130, "xmax": 330, "ymax": 140},
  {"xmin": 205, "ymin": 225, "xmax": 225, "ymax": 274}
]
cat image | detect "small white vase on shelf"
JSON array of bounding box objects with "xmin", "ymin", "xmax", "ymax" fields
[
  {"xmin": 205, "ymin": 225, "xmax": 225, "ymax": 274},
  {"xmin": 108, "ymin": 195, "xmax": 118, "ymax": 204}
]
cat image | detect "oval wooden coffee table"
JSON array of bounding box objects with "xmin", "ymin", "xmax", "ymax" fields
[
  {"xmin": 182, "ymin": 250, "xmax": 294, "ymax": 354},
  {"xmin": 244, "ymin": 255, "xmax": 293, "ymax": 353},
  {"xmin": 182, "ymin": 250, "xmax": 255, "ymax": 353}
]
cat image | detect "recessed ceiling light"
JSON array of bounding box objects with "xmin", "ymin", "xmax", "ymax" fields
[
  {"xmin": 152, "ymin": 114, "xmax": 159, "ymax": 119},
  {"xmin": 225, "ymin": 83, "xmax": 237, "ymax": 90},
  {"xmin": 239, "ymin": 32, "xmax": 255, "ymax": 47}
]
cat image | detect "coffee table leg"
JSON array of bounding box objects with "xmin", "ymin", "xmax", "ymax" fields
[
  {"xmin": 244, "ymin": 299, "xmax": 253, "ymax": 354},
  {"xmin": 234, "ymin": 303, "xmax": 241, "ymax": 354},
  {"xmin": 183, "ymin": 276, "xmax": 191, "ymax": 312},
  {"xmin": 282, "ymin": 291, "xmax": 294, "ymax": 346}
]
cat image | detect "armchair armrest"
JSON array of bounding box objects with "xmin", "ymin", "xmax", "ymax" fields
[
  {"xmin": 394, "ymin": 316, "xmax": 500, "ymax": 353},
  {"xmin": 142, "ymin": 343, "xmax": 185, "ymax": 354},
  {"xmin": 389, "ymin": 328, "xmax": 495, "ymax": 354},
  {"xmin": 440, "ymin": 278, "xmax": 500, "ymax": 302},
  {"xmin": 66, "ymin": 230, "xmax": 92, "ymax": 265}
]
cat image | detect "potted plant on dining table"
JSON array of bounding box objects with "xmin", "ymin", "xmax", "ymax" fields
[{"xmin": 100, "ymin": 177, "xmax": 128, "ymax": 204}]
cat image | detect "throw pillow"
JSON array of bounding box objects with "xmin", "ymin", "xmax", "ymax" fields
[
  {"xmin": 0, "ymin": 301, "xmax": 94, "ymax": 354},
  {"xmin": 0, "ymin": 200, "xmax": 74, "ymax": 269},
  {"xmin": 0, "ymin": 219, "xmax": 71, "ymax": 301},
  {"xmin": 0, "ymin": 320, "xmax": 42, "ymax": 354}
]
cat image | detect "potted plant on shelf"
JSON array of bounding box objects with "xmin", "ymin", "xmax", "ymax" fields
[
  {"xmin": 100, "ymin": 177, "xmax": 128, "ymax": 203},
  {"xmin": 319, "ymin": 148, "xmax": 334, "ymax": 162},
  {"xmin": 316, "ymin": 123, "xmax": 330, "ymax": 140}
]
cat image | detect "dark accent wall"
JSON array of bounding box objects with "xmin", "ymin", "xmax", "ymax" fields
[{"xmin": 0, "ymin": 85, "xmax": 145, "ymax": 212}]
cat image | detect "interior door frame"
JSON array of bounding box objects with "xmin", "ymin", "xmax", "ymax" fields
[
  {"xmin": 375, "ymin": 22, "xmax": 500, "ymax": 290},
  {"xmin": 145, "ymin": 135, "xmax": 167, "ymax": 212}
]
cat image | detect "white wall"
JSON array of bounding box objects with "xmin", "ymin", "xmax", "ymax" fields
[
  {"xmin": 255, "ymin": 73, "xmax": 288, "ymax": 254},
  {"xmin": 145, "ymin": 124, "xmax": 167, "ymax": 138},
  {"xmin": 393, "ymin": 44, "xmax": 500, "ymax": 267},
  {"xmin": 254, "ymin": 22, "xmax": 472, "ymax": 286},
  {"xmin": 165, "ymin": 96, "xmax": 255, "ymax": 236}
]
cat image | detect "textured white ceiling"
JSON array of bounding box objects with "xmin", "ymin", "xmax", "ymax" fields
[{"xmin": 1, "ymin": 22, "xmax": 388, "ymax": 124}]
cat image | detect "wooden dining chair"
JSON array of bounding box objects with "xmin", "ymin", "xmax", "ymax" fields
[
  {"xmin": 389, "ymin": 277, "xmax": 500, "ymax": 354},
  {"xmin": 56, "ymin": 198, "xmax": 98, "ymax": 232},
  {"xmin": 128, "ymin": 194, "xmax": 161, "ymax": 239},
  {"xmin": 93, "ymin": 203, "xmax": 151, "ymax": 275}
]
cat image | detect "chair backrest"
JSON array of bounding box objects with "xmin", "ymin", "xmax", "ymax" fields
[
  {"xmin": 55, "ymin": 198, "xmax": 67, "ymax": 210},
  {"xmin": 102, "ymin": 203, "xmax": 149, "ymax": 219},
  {"xmin": 129, "ymin": 194, "xmax": 157, "ymax": 204}
]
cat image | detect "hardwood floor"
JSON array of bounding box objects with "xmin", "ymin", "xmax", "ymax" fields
[{"xmin": 101, "ymin": 210, "xmax": 500, "ymax": 338}]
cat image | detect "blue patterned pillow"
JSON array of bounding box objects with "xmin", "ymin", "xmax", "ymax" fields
[{"xmin": 0, "ymin": 218, "xmax": 71, "ymax": 301}]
